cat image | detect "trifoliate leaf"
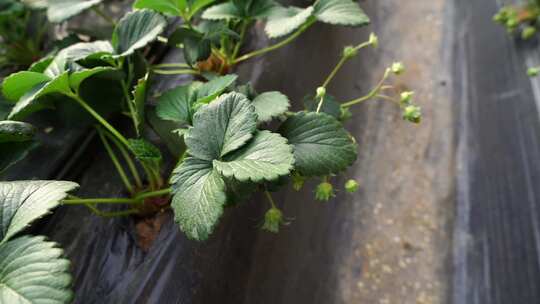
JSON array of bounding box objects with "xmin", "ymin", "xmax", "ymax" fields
[
  {"xmin": 313, "ymin": 0, "xmax": 369, "ymax": 26},
  {"xmin": 133, "ymin": 0, "xmax": 182, "ymax": 16},
  {"xmin": 112, "ymin": 9, "xmax": 167, "ymax": 57},
  {"xmin": 69, "ymin": 66, "xmax": 116, "ymax": 93},
  {"xmin": 46, "ymin": 0, "xmax": 103, "ymax": 23},
  {"xmin": 195, "ymin": 74, "xmax": 238, "ymax": 104},
  {"xmin": 202, "ymin": 2, "xmax": 241, "ymax": 20},
  {"xmin": 278, "ymin": 111, "xmax": 357, "ymax": 176},
  {"xmin": 185, "ymin": 92, "xmax": 257, "ymax": 161},
  {"xmin": 2, "ymin": 71, "xmax": 51, "ymax": 103},
  {"xmin": 171, "ymin": 157, "xmax": 226, "ymax": 240},
  {"xmin": 251, "ymin": 91, "xmax": 290, "ymax": 123},
  {"xmin": 265, "ymin": 6, "xmax": 314, "ymax": 38},
  {"xmin": 213, "ymin": 130, "xmax": 294, "ymax": 182},
  {"xmin": 0, "ymin": 121, "xmax": 36, "ymax": 143},
  {"xmin": 8, "ymin": 72, "xmax": 71, "ymax": 120},
  {"xmin": 0, "ymin": 235, "xmax": 73, "ymax": 303},
  {"xmin": 0, "ymin": 180, "xmax": 78, "ymax": 242},
  {"xmin": 156, "ymin": 83, "xmax": 199, "ymax": 125}
]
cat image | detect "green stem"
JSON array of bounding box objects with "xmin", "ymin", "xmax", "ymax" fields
[
  {"xmin": 152, "ymin": 62, "xmax": 190, "ymax": 68},
  {"xmin": 233, "ymin": 18, "xmax": 316, "ymax": 64},
  {"xmin": 63, "ymin": 197, "xmax": 138, "ymax": 205},
  {"xmin": 103, "ymin": 131, "xmax": 143, "ymax": 189},
  {"xmin": 69, "ymin": 93, "xmax": 130, "ymax": 147},
  {"xmin": 91, "ymin": 6, "xmax": 116, "ymax": 26},
  {"xmin": 341, "ymin": 69, "xmax": 391, "ymax": 108},
  {"xmin": 264, "ymin": 189, "xmax": 277, "ymax": 209},
  {"xmin": 121, "ymin": 81, "xmax": 139, "ymax": 136},
  {"xmin": 232, "ymin": 20, "xmax": 250, "ymax": 60},
  {"xmin": 62, "ymin": 188, "xmax": 172, "ymax": 206},
  {"xmin": 317, "ymin": 41, "xmax": 373, "ymax": 112},
  {"xmin": 152, "ymin": 69, "xmax": 200, "ymax": 75},
  {"xmin": 136, "ymin": 188, "xmax": 171, "ymax": 200},
  {"xmin": 97, "ymin": 128, "xmax": 134, "ymax": 194}
]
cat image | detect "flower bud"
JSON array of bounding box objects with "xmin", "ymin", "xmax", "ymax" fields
[
  {"xmin": 339, "ymin": 107, "xmax": 352, "ymax": 122},
  {"xmin": 528, "ymin": 67, "xmax": 540, "ymax": 77},
  {"xmin": 262, "ymin": 207, "xmax": 284, "ymax": 233},
  {"xmin": 391, "ymin": 62, "xmax": 405, "ymax": 75},
  {"xmin": 316, "ymin": 86, "xmax": 326, "ymax": 99},
  {"xmin": 522, "ymin": 26, "xmax": 537, "ymax": 40},
  {"xmin": 343, "ymin": 45, "xmax": 358, "ymax": 59},
  {"xmin": 400, "ymin": 91, "xmax": 414, "ymax": 105},
  {"xmin": 345, "ymin": 179, "xmax": 359, "ymax": 193},
  {"xmin": 369, "ymin": 32, "xmax": 378, "ymax": 48},
  {"xmin": 403, "ymin": 105, "xmax": 422, "ymax": 124},
  {"xmin": 292, "ymin": 173, "xmax": 305, "ymax": 191},
  {"xmin": 315, "ymin": 181, "xmax": 334, "ymax": 202}
]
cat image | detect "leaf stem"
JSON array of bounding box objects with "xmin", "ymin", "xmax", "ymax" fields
[
  {"xmin": 97, "ymin": 127, "xmax": 134, "ymax": 194},
  {"xmin": 264, "ymin": 189, "xmax": 277, "ymax": 208},
  {"xmin": 152, "ymin": 69, "xmax": 200, "ymax": 75},
  {"xmin": 121, "ymin": 81, "xmax": 140, "ymax": 136},
  {"xmin": 62, "ymin": 188, "xmax": 172, "ymax": 206},
  {"xmin": 91, "ymin": 6, "xmax": 116, "ymax": 26},
  {"xmin": 102, "ymin": 131, "xmax": 143, "ymax": 189},
  {"xmin": 317, "ymin": 41, "xmax": 373, "ymax": 112},
  {"xmin": 232, "ymin": 20, "xmax": 250, "ymax": 60},
  {"xmin": 233, "ymin": 18, "xmax": 316, "ymax": 64},
  {"xmin": 341, "ymin": 69, "xmax": 391, "ymax": 108},
  {"xmin": 152, "ymin": 62, "xmax": 190, "ymax": 68},
  {"xmin": 69, "ymin": 93, "xmax": 130, "ymax": 147}
]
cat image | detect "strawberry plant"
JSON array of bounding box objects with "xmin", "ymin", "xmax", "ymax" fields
[
  {"xmin": 494, "ymin": 0, "xmax": 540, "ymax": 75},
  {"xmin": 0, "ymin": 0, "xmax": 422, "ymax": 301}
]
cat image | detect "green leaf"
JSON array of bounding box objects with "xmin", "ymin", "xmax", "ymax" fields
[
  {"xmin": 156, "ymin": 83, "xmax": 198, "ymax": 124},
  {"xmin": 127, "ymin": 138, "xmax": 162, "ymax": 169},
  {"xmin": 233, "ymin": 0, "xmax": 278, "ymax": 19},
  {"xmin": 195, "ymin": 74, "xmax": 238, "ymax": 104},
  {"xmin": 0, "ymin": 235, "xmax": 73, "ymax": 303},
  {"xmin": 8, "ymin": 72, "xmax": 71, "ymax": 120},
  {"xmin": 214, "ymin": 130, "xmax": 294, "ymax": 182},
  {"xmin": 133, "ymin": 0, "xmax": 182, "ymax": 16},
  {"xmin": 69, "ymin": 66, "xmax": 116, "ymax": 93},
  {"xmin": 0, "ymin": 121, "xmax": 37, "ymax": 173},
  {"xmin": 168, "ymin": 28, "xmax": 212, "ymax": 65},
  {"xmin": 202, "ymin": 2, "xmax": 241, "ymax": 20},
  {"xmin": 131, "ymin": 74, "xmax": 148, "ymax": 136},
  {"xmin": 0, "ymin": 121, "xmax": 36, "ymax": 143},
  {"xmin": 265, "ymin": 6, "xmax": 314, "ymax": 38},
  {"xmin": 147, "ymin": 106, "xmax": 185, "ymax": 156},
  {"xmin": 46, "ymin": 0, "xmax": 103, "ymax": 23},
  {"xmin": 171, "ymin": 157, "xmax": 226, "ymax": 240},
  {"xmin": 278, "ymin": 111, "xmax": 357, "ymax": 176},
  {"xmin": 112, "ymin": 9, "xmax": 167, "ymax": 57},
  {"xmin": 188, "ymin": 0, "xmax": 216, "ymax": 19},
  {"xmin": 42, "ymin": 41, "xmax": 113, "ymax": 78},
  {"xmin": 2, "ymin": 71, "xmax": 51, "ymax": 103},
  {"xmin": 0, "ymin": 180, "xmax": 78, "ymax": 242},
  {"xmin": 185, "ymin": 92, "xmax": 257, "ymax": 161},
  {"xmin": 0, "ymin": 141, "xmax": 38, "ymax": 174},
  {"xmin": 313, "ymin": 0, "xmax": 370, "ymax": 26},
  {"xmin": 29, "ymin": 56, "xmax": 54, "ymax": 73},
  {"xmin": 251, "ymin": 91, "xmax": 290, "ymax": 123}
]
